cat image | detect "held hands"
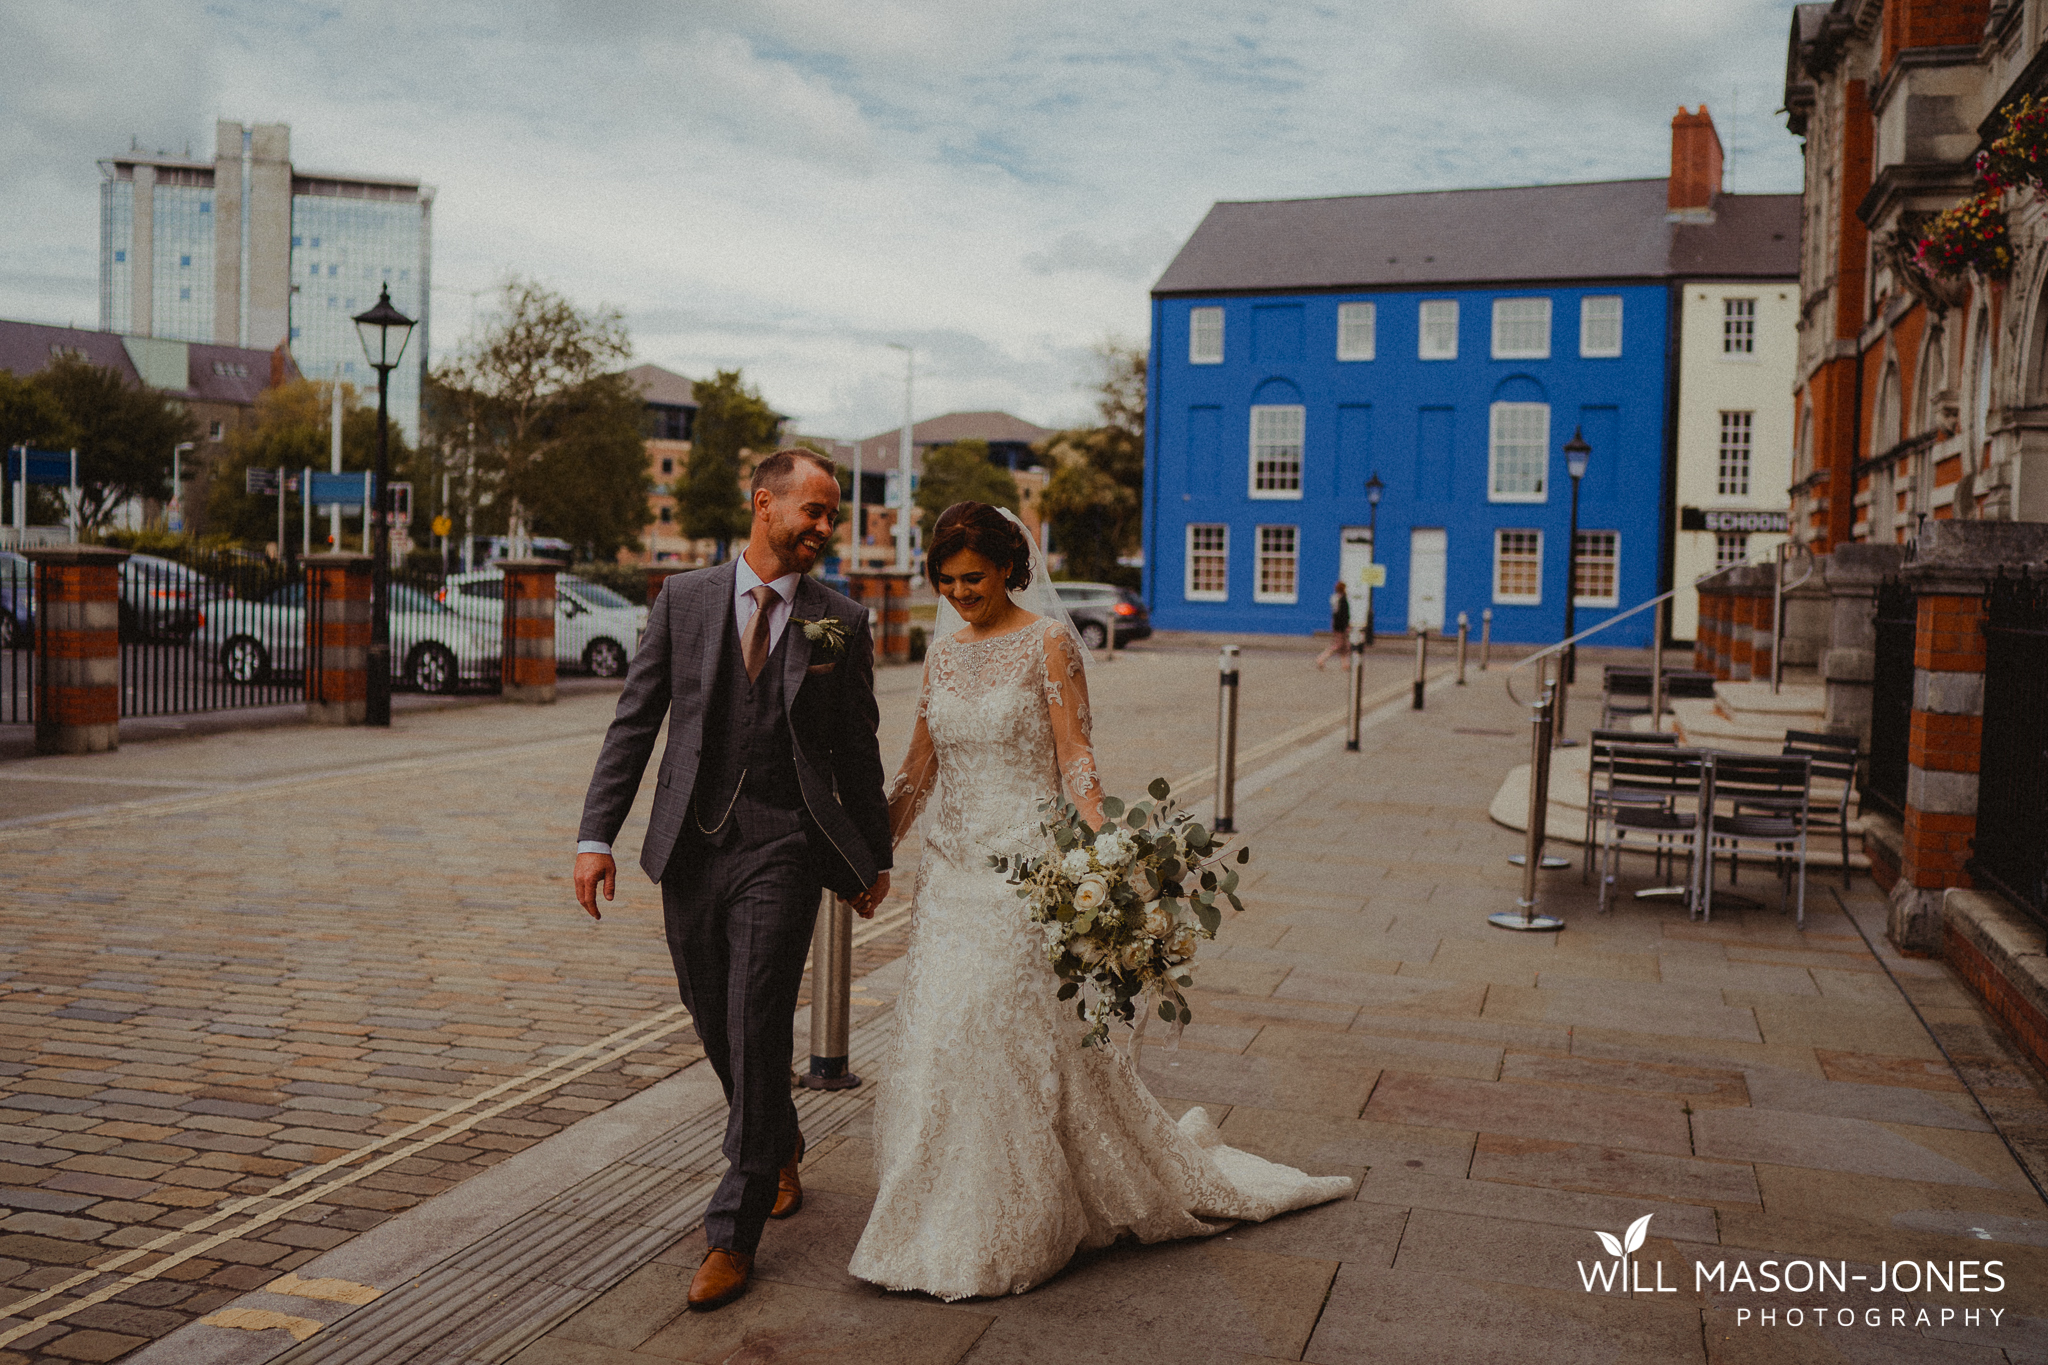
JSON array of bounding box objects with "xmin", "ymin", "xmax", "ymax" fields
[
  {"xmin": 574, "ymin": 852, "xmax": 616, "ymax": 921},
  {"xmin": 847, "ymin": 871, "xmax": 890, "ymax": 920}
]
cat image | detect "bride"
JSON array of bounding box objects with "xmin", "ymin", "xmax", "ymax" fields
[{"xmin": 846, "ymin": 501, "xmax": 1354, "ymax": 1301}]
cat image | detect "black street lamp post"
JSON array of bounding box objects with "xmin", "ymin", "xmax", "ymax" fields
[
  {"xmin": 1363, "ymin": 471, "xmax": 1384, "ymax": 646},
  {"xmin": 1560, "ymin": 427, "xmax": 1591, "ymax": 688},
  {"xmin": 353, "ymin": 285, "xmax": 417, "ymax": 728}
]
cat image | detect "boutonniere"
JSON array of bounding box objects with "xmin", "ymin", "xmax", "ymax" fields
[{"xmin": 794, "ymin": 615, "xmax": 848, "ymax": 658}]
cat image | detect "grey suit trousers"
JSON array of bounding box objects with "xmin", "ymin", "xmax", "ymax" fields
[{"xmin": 661, "ymin": 795, "xmax": 821, "ymax": 1256}]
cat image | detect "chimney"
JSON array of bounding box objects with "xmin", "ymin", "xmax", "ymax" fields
[{"xmin": 1669, "ymin": 105, "xmax": 1723, "ymax": 221}]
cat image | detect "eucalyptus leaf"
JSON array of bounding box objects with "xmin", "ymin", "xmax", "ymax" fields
[
  {"xmin": 1057, "ymin": 982, "xmax": 1078, "ymax": 1001},
  {"xmin": 1149, "ymin": 777, "xmax": 1172, "ymax": 800},
  {"xmin": 1176, "ymin": 975, "xmax": 1192, "ymax": 987},
  {"xmin": 1225, "ymin": 891, "xmax": 1246, "ymax": 915},
  {"xmin": 1102, "ymin": 796, "xmax": 1125, "ymax": 820},
  {"xmin": 1221, "ymin": 868, "xmax": 1239, "ymax": 892},
  {"xmin": 1194, "ymin": 901, "xmax": 1222, "ymax": 935},
  {"xmin": 1200, "ymin": 870, "xmax": 1217, "ymax": 891},
  {"xmin": 1158, "ymin": 1000, "xmax": 1176, "ymax": 1022},
  {"xmin": 1235, "ymin": 846, "xmax": 1251, "ymax": 865},
  {"xmin": 1179, "ymin": 1005, "xmax": 1193, "ymax": 1025},
  {"xmin": 1189, "ymin": 825, "xmax": 1210, "ymax": 848}
]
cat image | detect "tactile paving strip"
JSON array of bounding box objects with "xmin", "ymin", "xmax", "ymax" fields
[{"xmin": 269, "ymin": 1011, "xmax": 895, "ymax": 1364}]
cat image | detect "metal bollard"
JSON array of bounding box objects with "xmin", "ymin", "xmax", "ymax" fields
[
  {"xmin": 1214, "ymin": 645, "xmax": 1240, "ymax": 833},
  {"xmin": 1411, "ymin": 627, "xmax": 1427, "ymax": 710},
  {"xmin": 1480, "ymin": 608, "xmax": 1493, "ymax": 671},
  {"xmin": 1492, "ymin": 671, "xmax": 1565, "ymax": 932},
  {"xmin": 1344, "ymin": 625, "xmax": 1366, "ymax": 751},
  {"xmin": 1456, "ymin": 612, "xmax": 1469, "ymax": 686},
  {"xmin": 800, "ymin": 893, "xmax": 861, "ymax": 1090}
]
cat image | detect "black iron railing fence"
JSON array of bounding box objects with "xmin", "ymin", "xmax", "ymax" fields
[
  {"xmin": 1970, "ymin": 569, "xmax": 2048, "ymax": 926},
  {"xmin": 1863, "ymin": 575, "xmax": 1915, "ymax": 821},
  {"xmin": 120, "ymin": 551, "xmax": 303, "ymax": 717},
  {"xmin": 1, "ymin": 554, "xmax": 33, "ymax": 724}
]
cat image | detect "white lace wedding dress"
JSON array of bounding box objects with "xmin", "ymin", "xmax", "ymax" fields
[{"xmin": 846, "ymin": 619, "xmax": 1355, "ymax": 1301}]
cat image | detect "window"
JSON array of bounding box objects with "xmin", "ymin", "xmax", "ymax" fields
[
  {"xmin": 1419, "ymin": 300, "xmax": 1458, "ymax": 359},
  {"xmin": 1488, "ymin": 402, "xmax": 1549, "ymax": 502},
  {"xmin": 1723, "ymin": 297, "xmax": 1756, "ymax": 354},
  {"xmin": 1337, "ymin": 302, "xmax": 1376, "ymax": 361},
  {"xmin": 1255, "ymin": 526, "xmax": 1298, "ymax": 603},
  {"xmin": 179, "ymin": 255, "xmax": 191, "ymax": 268},
  {"xmin": 1189, "ymin": 307, "xmax": 1224, "ymax": 364},
  {"xmin": 659, "ymin": 506, "xmax": 673, "ymax": 524},
  {"xmin": 659, "ymin": 457, "xmax": 674, "ymax": 475},
  {"xmin": 1573, "ymin": 531, "xmax": 1619, "ymax": 606},
  {"xmin": 1491, "ymin": 298, "xmax": 1551, "ymax": 359},
  {"xmin": 207, "ymin": 421, "xmax": 223, "ymax": 442},
  {"xmin": 1717, "ymin": 411, "xmax": 1753, "ymax": 496},
  {"xmin": 114, "ymin": 250, "xmax": 125, "ymax": 263},
  {"xmin": 1715, "ymin": 532, "xmax": 1749, "ymax": 569},
  {"xmin": 1580, "ymin": 296, "xmax": 1622, "ymax": 357},
  {"xmin": 1248, "ymin": 405, "xmax": 1305, "ymax": 498},
  {"xmin": 1494, "ymin": 530, "xmax": 1543, "ymax": 604},
  {"xmin": 1185, "ymin": 524, "xmax": 1228, "ymax": 601},
  {"xmin": 179, "ymin": 287, "xmax": 190, "ymax": 300}
]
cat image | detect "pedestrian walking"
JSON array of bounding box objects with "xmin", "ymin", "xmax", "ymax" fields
[{"xmin": 1315, "ymin": 580, "xmax": 1351, "ymax": 669}]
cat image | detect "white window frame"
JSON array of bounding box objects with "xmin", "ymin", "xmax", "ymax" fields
[
  {"xmin": 1336, "ymin": 301, "xmax": 1376, "ymax": 361},
  {"xmin": 1717, "ymin": 411, "xmax": 1753, "ymax": 496},
  {"xmin": 1254, "ymin": 525, "xmax": 1299, "ymax": 604},
  {"xmin": 1184, "ymin": 524, "xmax": 1228, "ymax": 602},
  {"xmin": 1490, "ymin": 297, "xmax": 1551, "ymax": 360},
  {"xmin": 1572, "ymin": 530, "xmax": 1620, "ymax": 608},
  {"xmin": 1722, "ymin": 297, "xmax": 1757, "ymax": 357},
  {"xmin": 1579, "ymin": 296, "xmax": 1623, "ymax": 358},
  {"xmin": 1493, "ymin": 529, "xmax": 1543, "ymax": 606},
  {"xmin": 1418, "ymin": 300, "xmax": 1458, "ymax": 360},
  {"xmin": 1714, "ymin": 531, "xmax": 1750, "ymax": 570},
  {"xmin": 1189, "ymin": 307, "xmax": 1224, "ymax": 365},
  {"xmin": 1487, "ymin": 401, "xmax": 1550, "ymax": 503},
  {"xmin": 1247, "ymin": 404, "xmax": 1305, "ymax": 500}
]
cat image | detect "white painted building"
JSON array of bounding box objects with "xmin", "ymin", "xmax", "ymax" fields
[{"xmin": 1670, "ymin": 279, "xmax": 1799, "ymax": 639}]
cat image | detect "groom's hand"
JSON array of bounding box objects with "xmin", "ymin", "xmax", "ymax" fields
[
  {"xmin": 574, "ymin": 852, "xmax": 616, "ymax": 921},
  {"xmin": 851, "ymin": 871, "xmax": 890, "ymax": 919}
]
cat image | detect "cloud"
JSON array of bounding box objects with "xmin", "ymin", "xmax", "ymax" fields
[{"xmin": 0, "ymin": 0, "xmax": 1809, "ymax": 440}]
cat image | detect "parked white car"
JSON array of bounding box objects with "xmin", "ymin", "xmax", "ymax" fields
[
  {"xmin": 435, "ymin": 570, "xmax": 646, "ymax": 678},
  {"xmin": 194, "ymin": 580, "xmax": 500, "ymax": 693}
]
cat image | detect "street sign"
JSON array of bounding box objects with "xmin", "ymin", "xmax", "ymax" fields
[
  {"xmin": 307, "ymin": 470, "xmax": 373, "ymax": 508},
  {"xmin": 388, "ymin": 482, "xmax": 412, "ymax": 525},
  {"xmin": 1681, "ymin": 507, "xmax": 1789, "ymax": 533},
  {"xmin": 431, "ymin": 514, "xmax": 453, "ymax": 537},
  {"xmin": 5, "ymin": 448, "xmax": 74, "ymax": 486},
  {"xmin": 246, "ymin": 467, "xmax": 280, "ymax": 495}
]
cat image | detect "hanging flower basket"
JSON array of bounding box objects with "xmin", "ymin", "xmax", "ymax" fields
[
  {"xmin": 1977, "ymin": 94, "xmax": 2048, "ymax": 194},
  {"xmin": 1917, "ymin": 190, "xmax": 2013, "ymax": 280}
]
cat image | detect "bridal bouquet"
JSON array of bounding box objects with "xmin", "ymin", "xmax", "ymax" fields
[{"xmin": 990, "ymin": 778, "xmax": 1249, "ymax": 1050}]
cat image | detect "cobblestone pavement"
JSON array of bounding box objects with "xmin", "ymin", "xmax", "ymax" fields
[{"xmin": 0, "ymin": 633, "xmax": 1433, "ymax": 1363}]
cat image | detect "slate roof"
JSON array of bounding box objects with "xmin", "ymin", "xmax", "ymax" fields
[
  {"xmin": 857, "ymin": 411, "xmax": 1056, "ymax": 451},
  {"xmin": 626, "ymin": 363, "xmax": 698, "ymax": 408},
  {"xmin": 0, "ymin": 320, "xmax": 297, "ymax": 402},
  {"xmin": 1153, "ymin": 180, "xmax": 1801, "ymax": 296}
]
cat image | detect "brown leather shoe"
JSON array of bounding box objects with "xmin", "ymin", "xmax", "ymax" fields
[
  {"xmin": 687, "ymin": 1248, "xmax": 754, "ymax": 1312},
  {"xmin": 769, "ymin": 1134, "xmax": 805, "ymax": 1219}
]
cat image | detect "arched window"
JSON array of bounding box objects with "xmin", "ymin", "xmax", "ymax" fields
[
  {"xmin": 1912, "ymin": 327, "xmax": 1944, "ymax": 437},
  {"xmin": 1872, "ymin": 361, "xmax": 1900, "ymax": 457},
  {"xmin": 1795, "ymin": 405, "xmax": 1812, "ymax": 485},
  {"xmin": 1972, "ymin": 308, "xmax": 1993, "ymax": 455}
]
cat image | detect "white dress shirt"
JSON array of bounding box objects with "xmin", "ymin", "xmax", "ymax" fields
[{"xmin": 577, "ymin": 556, "xmax": 802, "ymax": 859}]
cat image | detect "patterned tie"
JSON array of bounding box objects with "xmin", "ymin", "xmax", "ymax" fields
[{"xmin": 741, "ymin": 584, "xmax": 778, "ymax": 683}]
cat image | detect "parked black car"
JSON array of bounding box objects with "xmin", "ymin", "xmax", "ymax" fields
[{"xmin": 1053, "ymin": 581, "xmax": 1151, "ymax": 650}]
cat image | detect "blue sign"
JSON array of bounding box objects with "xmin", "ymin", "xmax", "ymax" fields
[
  {"xmin": 4, "ymin": 447, "xmax": 74, "ymax": 487},
  {"xmin": 307, "ymin": 471, "xmax": 373, "ymax": 508}
]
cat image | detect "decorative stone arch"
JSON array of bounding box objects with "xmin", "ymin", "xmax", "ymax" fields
[
  {"xmin": 1249, "ymin": 377, "xmax": 1305, "ymax": 406},
  {"xmin": 1489, "ymin": 374, "xmax": 1548, "ymax": 405},
  {"xmin": 1910, "ymin": 318, "xmax": 1947, "ymax": 439}
]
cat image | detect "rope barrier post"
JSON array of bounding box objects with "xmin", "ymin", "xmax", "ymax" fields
[
  {"xmin": 1650, "ymin": 598, "xmax": 1666, "ymax": 733},
  {"xmin": 800, "ymin": 893, "xmax": 861, "ymax": 1091},
  {"xmin": 1552, "ymin": 640, "xmax": 1572, "ymax": 748},
  {"xmin": 1480, "ymin": 608, "xmax": 1492, "ymax": 671},
  {"xmin": 1493, "ymin": 667, "xmax": 1566, "ymax": 932},
  {"xmin": 1344, "ymin": 625, "xmax": 1365, "ymax": 751},
  {"xmin": 1214, "ymin": 644, "xmax": 1240, "ymax": 833},
  {"xmin": 1411, "ymin": 626, "xmax": 1427, "ymax": 710},
  {"xmin": 1456, "ymin": 611, "xmax": 1469, "ymax": 685}
]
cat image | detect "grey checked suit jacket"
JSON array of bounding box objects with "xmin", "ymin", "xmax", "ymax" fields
[{"xmin": 577, "ymin": 561, "xmax": 892, "ymax": 896}]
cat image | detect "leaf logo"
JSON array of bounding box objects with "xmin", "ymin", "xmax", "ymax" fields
[{"xmin": 1594, "ymin": 1213, "xmax": 1652, "ymax": 1259}]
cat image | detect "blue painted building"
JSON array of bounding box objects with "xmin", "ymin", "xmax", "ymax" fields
[{"xmin": 1144, "ymin": 171, "xmax": 1797, "ymax": 646}]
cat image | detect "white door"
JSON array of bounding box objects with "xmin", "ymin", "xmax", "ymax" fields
[
  {"xmin": 1339, "ymin": 526, "xmax": 1374, "ymax": 596},
  {"xmin": 1408, "ymin": 528, "xmax": 1446, "ymax": 632}
]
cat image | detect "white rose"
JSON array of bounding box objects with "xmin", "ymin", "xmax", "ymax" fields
[
  {"xmin": 1169, "ymin": 925, "xmax": 1199, "ymax": 958},
  {"xmin": 1142, "ymin": 901, "xmax": 1171, "ymax": 938},
  {"xmin": 1073, "ymin": 875, "xmax": 1109, "ymax": 912},
  {"xmin": 1120, "ymin": 939, "xmax": 1152, "ymax": 970},
  {"xmin": 1094, "ymin": 830, "xmax": 1134, "ymax": 866},
  {"xmin": 1061, "ymin": 849, "xmax": 1094, "ymax": 880}
]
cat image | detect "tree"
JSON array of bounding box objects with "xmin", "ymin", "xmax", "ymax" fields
[
  {"xmin": 677, "ymin": 369, "xmax": 780, "ymax": 562},
  {"xmin": 915, "ymin": 440, "xmax": 1020, "ymax": 541},
  {"xmin": 429, "ymin": 278, "xmax": 647, "ymax": 560},
  {"xmin": 0, "ymin": 371, "xmax": 75, "ymax": 526},
  {"xmin": 1038, "ymin": 341, "xmax": 1146, "ymax": 584},
  {"xmin": 203, "ymin": 379, "xmax": 407, "ymax": 550},
  {"xmin": 30, "ymin": 356, "xmax": 199, "ymax": 532}
]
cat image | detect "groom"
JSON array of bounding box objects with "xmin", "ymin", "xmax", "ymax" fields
[{"xmin": 572, "ymin": 448, "xmax": 890, "ymax": 1312}]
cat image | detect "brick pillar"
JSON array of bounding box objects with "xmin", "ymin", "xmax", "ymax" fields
[
  {"xmin": 1820, "ymin": 543, "xmax": 1904, "ymax": 747},
  {"xmin": 646, "ymin": 565, "xmax": 687, "ymax": 606},
  {"xmin": 1727, "ymin": 567, "xmax": 1762, "ymax": 680},
  {"xmin": 1692, "ymin": 582, "xmax": 1723, "ymax": 674},
  {"xmin": 499, "ymin": 559, "xmax": 558, "ymax": 704},
  {"xmin": 304, "ymin": 553, "xmax": 372, "ymax": 726},
  {"xmin": 1888, "ymin": 522, "xmax": 2048, "ymax": 951},
  {"xmin": 847, "ymin": 570, "xmax": 913, "ymax": 664},
  {"xmin": 25, "ymin": 545, "xmax": 126, "ymax": 754}
]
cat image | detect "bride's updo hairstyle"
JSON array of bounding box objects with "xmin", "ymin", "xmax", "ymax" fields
[{"xmin": 926, "ymin": 501, "xmax": 1033, "ymax": 593}]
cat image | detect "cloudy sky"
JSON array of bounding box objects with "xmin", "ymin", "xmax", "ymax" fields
[{"xmin": 1, "ymin": 1, "xmax": 1805, "ymax": 438}]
